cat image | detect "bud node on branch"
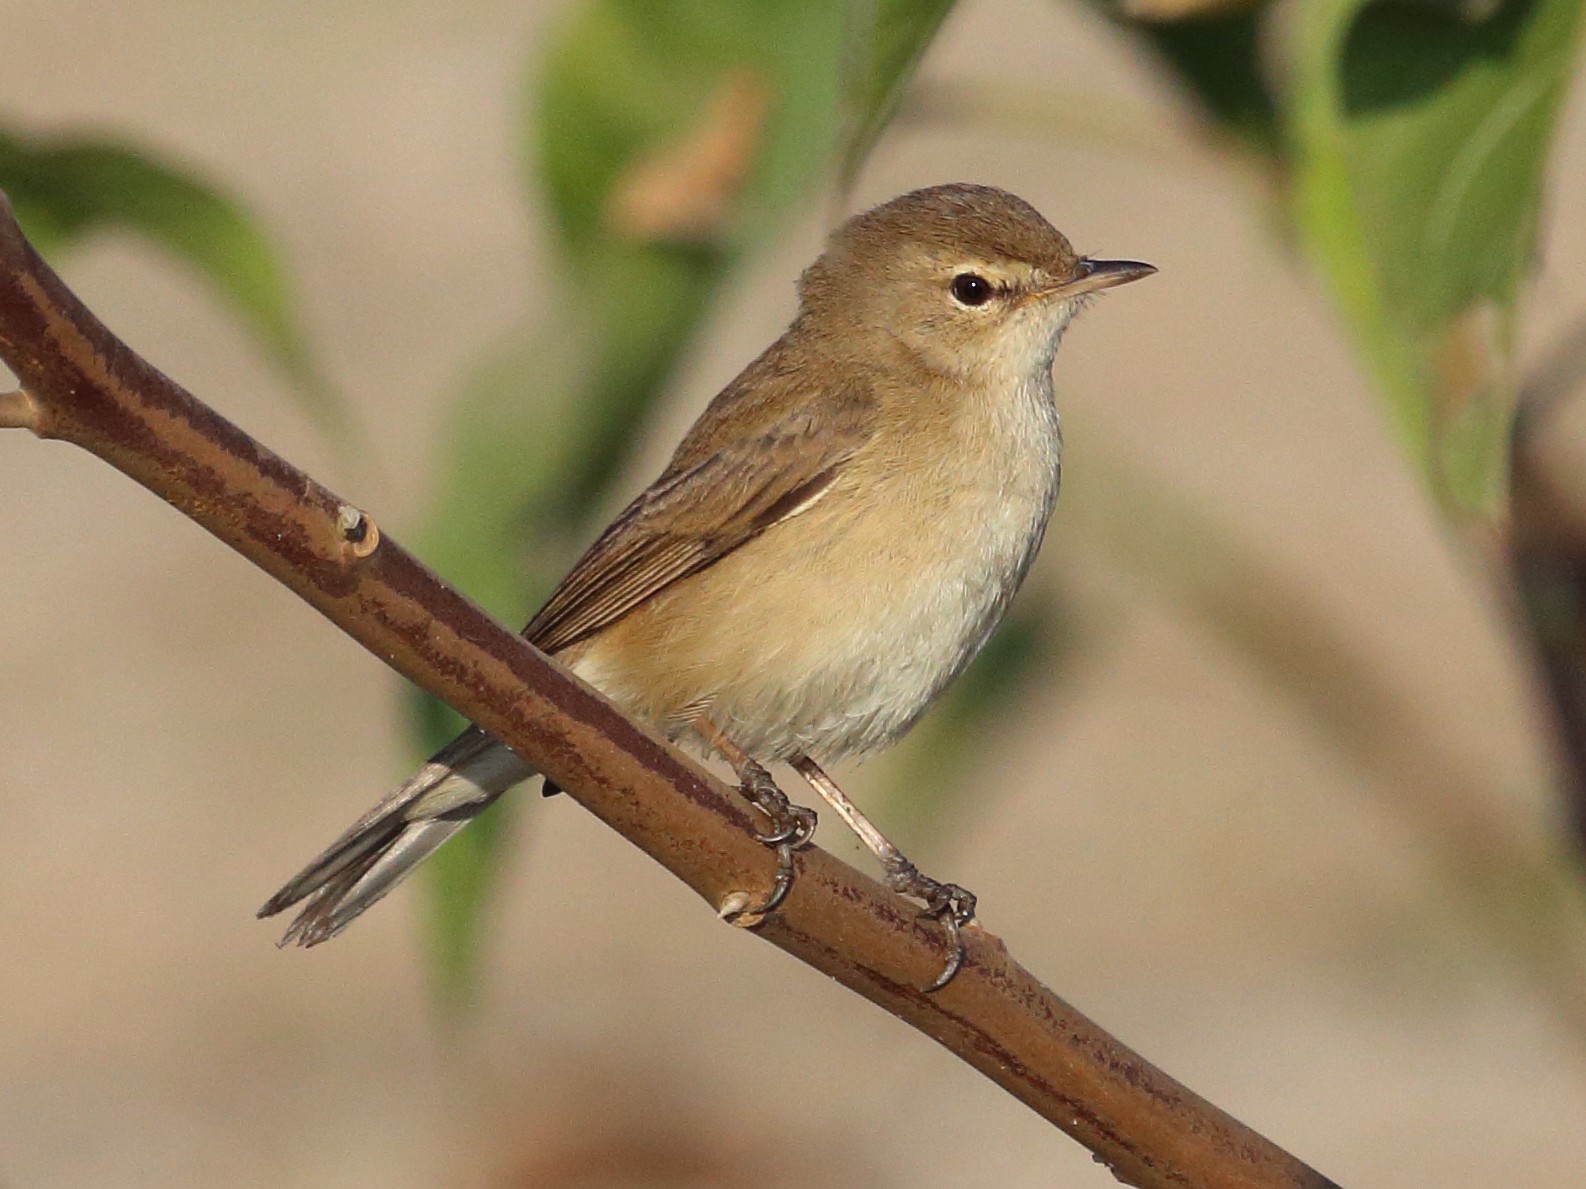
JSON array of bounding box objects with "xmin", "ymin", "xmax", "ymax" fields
[{"xmin": 335, "ymin": 504, "xmax": 379, "ymax": 558}]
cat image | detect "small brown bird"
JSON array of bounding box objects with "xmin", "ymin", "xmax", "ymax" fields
[{"xmin": 260, "ymin": 183, "xmax": 1153, "ymax": 985}]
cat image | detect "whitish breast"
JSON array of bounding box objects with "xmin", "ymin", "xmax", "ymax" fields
[
  {"xmin": 572, "ymin": 371, "xmax": 1064, "ymax": 766},
  {"xmin": 730, "ymin": 368, "xmax": 1063, "ymax": 762}
]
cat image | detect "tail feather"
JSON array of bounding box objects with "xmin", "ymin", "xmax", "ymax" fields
[
  {"xmin": 259, "ymin": 727, "xmax": 534, "ymax": 945},
  {"xmin": 275, "ymin": 815, "xmax": 475, "ymax": 946}
]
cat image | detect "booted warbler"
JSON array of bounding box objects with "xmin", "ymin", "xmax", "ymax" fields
[{"xmin": 260, "ymin": 183, "xmax": 1154, "ymax": 986}]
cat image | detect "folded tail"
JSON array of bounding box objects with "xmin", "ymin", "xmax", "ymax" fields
[{"xmin": 258, "ymin": 726, "xmax": 534, "ymax": 946}]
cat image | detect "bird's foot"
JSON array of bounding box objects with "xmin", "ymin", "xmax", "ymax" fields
[
  {"xmin": 742, "ymin": 762, "xmax": 818, "ymax": 849},
  {"xmin": 884, "ymin": 858, "xmax": 977, "ymax": 991},
  {"xmin": 722, "ymin": 758, "xmax": 816, "ymax": 922}
]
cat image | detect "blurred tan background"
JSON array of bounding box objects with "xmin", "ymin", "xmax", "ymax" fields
[{"xmin": 3, "ymin": 1, "xmax": 1586, "ymax": 1186}]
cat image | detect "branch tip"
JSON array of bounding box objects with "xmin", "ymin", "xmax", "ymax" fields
[
  {"xmin": 0, "ymin": 389, "xmax": 40, "ymax": 431},
  {"xmin": 717, "ymin": 891, "xmax": 755, "ymax": 923}
]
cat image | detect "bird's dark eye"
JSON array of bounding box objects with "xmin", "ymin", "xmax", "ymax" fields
[{"xmin": 949, "ymin": 272, "xmax": 994, "ymax": 307}]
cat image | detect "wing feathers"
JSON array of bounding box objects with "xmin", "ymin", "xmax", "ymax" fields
[{"xmin": 524, "ymin": 380, "xmax": 876, "ymax": 655}]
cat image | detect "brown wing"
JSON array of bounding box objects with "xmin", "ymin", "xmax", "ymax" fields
[{"xmin": 523, "ymin": 377, "xmax": 877, "ymax": 655}]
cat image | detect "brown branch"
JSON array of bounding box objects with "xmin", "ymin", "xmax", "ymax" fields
[{"xmin": 0, "ymin": 189, "xmax": 1340, "ymax": 1189}]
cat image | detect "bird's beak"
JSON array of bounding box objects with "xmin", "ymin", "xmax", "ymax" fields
[{"xmin": 1050, "ymin": 257, "xmax": 1156, "ymax": 298}]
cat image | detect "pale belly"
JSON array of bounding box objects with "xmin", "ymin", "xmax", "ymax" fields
[{"xmin": 571, "ymin": 402, "xmax": 1063, "ymax": 763}]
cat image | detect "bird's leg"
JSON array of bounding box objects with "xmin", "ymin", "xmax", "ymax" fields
[
  {"xmin": 696, "ymin": 717, "xmax": 816, "ymax": 919},
  {"xmin": 791, "ymin": 753, "xmax": 975, "ymax": 991}
]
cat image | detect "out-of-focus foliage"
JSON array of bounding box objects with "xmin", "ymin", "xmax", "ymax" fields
[
  {"xmin": 1108, "ymin": 0, "xmax": 1585, "ymax": 516},
  {"xmin": 1097, "ymin": 0, "xmax": 1586, "ymax": 1032},
  {"xmin": 1123, "ymin": 7, "xmax": 1279, "ymax": 150},
  {"xmin": 1289, "ymin": 0, "xmax": 1585, "ymax": 512},
  {"xmin": 0, "ymin": 129, "xmax": 348, "ymax": 442},
  {"xmin": 838, "ymin": 0, "xmax": 961, "ymax": 190}
]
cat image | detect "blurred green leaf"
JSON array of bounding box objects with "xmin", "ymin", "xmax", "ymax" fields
[
  {"xmin": 0, "ymin": 130, "xmax": 351, "ymax": 443},
  {"xmin": 417, "ymin": 0, "xmax": 852, "ymax": 1003},
  {"xmin": 1331, "ymin": 0, "xmax": 1576, "ymax": 334},
  {"xmin": 1287, "ymin": 0, "xmax": 1586, "ymax": 510},
  {"xmin": 837, "ymin": 0, "xmax": 959, "ymax": 191},
  {"xmin": 533, "ymin": 0, "xmax": 849, "ymax": 514},
  {"xmin": 1103, "ymin": 4, "xmax": 1281, "ymax": 152},
  {"xmin": 415, "ymin": 330, "xmax": 590, "ymax": 629}
]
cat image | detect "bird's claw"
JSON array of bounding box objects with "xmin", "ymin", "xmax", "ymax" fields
[
  {"xmin": 754, "ymin": 801, "xmax": 817, "ymax": 847},
  {"xmin": 740, "ymin": 762, "xmax": 818, "ymax": 850},
  {"xmin": 722, "ymin": 760, "xmax": 816, "ymax": 925},
  {"xmin": 919, "ymin": 882, "xmax": 977, "ymax": 992},
  {"xmin": 721, "ymin": 841, "xmax": 797, "ymax": 925},
  {"xmin": 883, "ymin": 858, "xmax": 977, "ymax": 992}
]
